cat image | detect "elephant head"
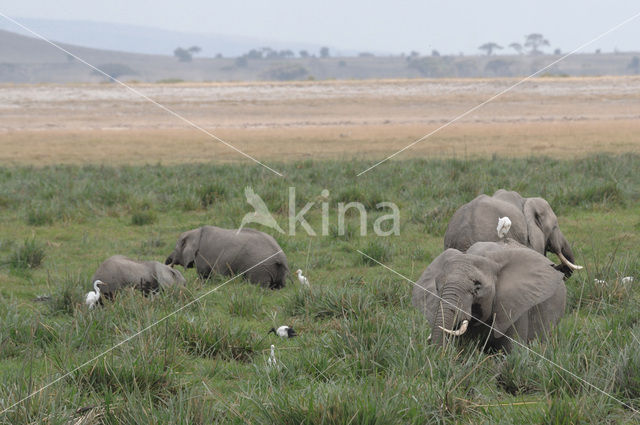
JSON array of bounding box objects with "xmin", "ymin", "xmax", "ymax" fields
[
  {"xmin": 165, "ymin": 228, "xmax": 200, "ymax": 269},
  {"xmin": 416, "ymin": 244, "xmax": 565, "ymax": 348},
  {"xmin": 522, "ymin": 197, "xmax": 582, "ymax": 274}
]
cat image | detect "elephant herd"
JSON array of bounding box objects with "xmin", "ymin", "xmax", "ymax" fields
[{"xmin": 88, "ymin": 189, "xmax": 581, "ymax": 352}]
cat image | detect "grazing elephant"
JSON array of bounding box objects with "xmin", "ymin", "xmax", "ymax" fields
[
  {"xmin": 412, "ymin": 240, "xmax": 566, "ymax": 352},
  {"xmin": 92, "ymin": 255, "xmax": 186, "ymax": 299},
  {"xmin": 165, "ymin": 226, "xmax": 289, "ymax": 289},
  {"xmin": 444, "ymin": 189, "xmax": 582, "ymax": 276}
]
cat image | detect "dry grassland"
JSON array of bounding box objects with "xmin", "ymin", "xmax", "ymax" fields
[{"xmin": 1, "ymin": 77, "xmax": 639, "ymax": 165}]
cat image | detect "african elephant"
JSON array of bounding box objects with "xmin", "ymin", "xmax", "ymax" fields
[
  {"xmin": 412, "ymin": 240, "xmax": 566, "ymax": 352},
  {"xmin": 165, "ymin": 226, "xmax": 289, "ymax": 289},
  {"xmin": 92, "ymin": 255, "xmax": 186, "ymax": 299},
  {"xmin": 444, "ymin": 189, "xmax": 582, "ymax": 275}
]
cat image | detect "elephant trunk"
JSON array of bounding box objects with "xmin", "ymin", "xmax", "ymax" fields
[{"xmin": 432, "ymin": 292, "xmax": 467, "ymax": 346}]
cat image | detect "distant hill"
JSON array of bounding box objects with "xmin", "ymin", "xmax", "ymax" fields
[
  {"xmin": 0, "ymin": 17, "xmax": 334, "ymax": 58},
  {"xmin": 1, "ymin": 29, "xmax": 639, "ymax": 83}
]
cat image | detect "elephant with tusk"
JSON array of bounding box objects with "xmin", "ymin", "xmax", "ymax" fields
[
  {"xmin": 165, "ymin": 226, "xmax": 290, "ymax": 289},
  {"xmin": 412, "ymin": 240, "xmax": 566, "ymax": 352},
  {"xmin": 444, "ymin": 189, "xmax": 583, "ymax": 277}
]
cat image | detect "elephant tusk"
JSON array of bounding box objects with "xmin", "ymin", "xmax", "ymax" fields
[
  {"xmin": 557, "ymin": 252, "xmax": 583, "ymax": 270},
  {"xmin": 438, "ymin": 320, "xmax": 469, "ymax": 336}
]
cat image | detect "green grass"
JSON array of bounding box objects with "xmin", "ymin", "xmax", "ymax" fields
[{"xmin": 0, "ymin": 155, "xmax": 639, "ymax": 423}]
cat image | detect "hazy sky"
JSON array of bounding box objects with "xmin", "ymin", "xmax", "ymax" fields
[{"xmin": 4, "ymin": 1, "xmax": 640, "ymax": 54}]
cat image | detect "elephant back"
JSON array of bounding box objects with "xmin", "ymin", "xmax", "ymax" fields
[{"xmin": 444, "ymin": 195, "xmax": 527, "ymax": 251}]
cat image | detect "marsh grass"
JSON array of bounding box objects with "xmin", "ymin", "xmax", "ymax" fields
[
  {"xmin": 0, "ymin": 155, "xmax": 639, "ymax": 423},
  {"xmin": 7, "ymin": 237, "xmax": 45, "ymax": 270}
]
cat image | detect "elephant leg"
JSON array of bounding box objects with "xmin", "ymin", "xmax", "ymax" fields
[{"xmin": 489, "ymin": 316, "xmax": 528, "ymax": 353}]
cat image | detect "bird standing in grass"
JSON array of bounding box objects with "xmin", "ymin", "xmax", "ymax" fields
[
  {"xmin": 85, "ymin": 280, "xmax": 103, "ymax": 309},
  {"xmin": 269, "ymin": 326, "xmax": 297, "ymax": 338},
  {"xmin": 267, "ymin": 344, "xmax": 277, "ymax": 367},
  {"xmin": 497, "ymin": 217, "xmax": 512, "ymax": 239},
  {"xmin": 622, "ymin": 276, "xmax": 634, "ymax": 284},
  {"xmin": 296, "ymin": 269, "xmax": 310, "ymax": 287}
]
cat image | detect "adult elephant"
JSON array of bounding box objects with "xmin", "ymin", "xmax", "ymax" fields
[
  {"xmin": 165, "ymin": 226, "xmax": 289, "ymax": 289},
  {"xmin": 444, "ymin": 189, "xmax": 582, "ymax": 275},
  {"xmin": 412, "ymin": 240, "xmax": 566, "ymax": 352},
  {"xmin": 92, "ymin": 255, "xmax": 186, "ymax": 299}
]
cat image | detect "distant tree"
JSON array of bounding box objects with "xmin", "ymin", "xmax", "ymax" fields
[
  {"xmin": 299, "ymin": 50, "xmax": 309, "ymax": 58},
  {"xmin": 264, "ymin": 48, "xmax": 279, "ymax": 59},
  {"xmin": 188, "ymin": 46, "xmax": 202, "ymax": 54},
  {"xmin": 628, "ymin": 56, "xmax": 640, "ymax": 74},
  {"xmin": 524, "ymin": 33, "xmax": 550, "ymax": 55},
  {"xmin": 478, "ymin": 42, "xmax": 503, "ymax": 56},
  {"xmin": 215, "ymin": 53, "xmax": 223, "ymax": 59},
  {"xmin": 431, "ymin": 49, "xmax": 440, "ymax": 57},
  {"xmin": 358, "ymin": 52, "xmax": 375, "ymax": 57},
  {"xmin": 279, "ymin": 49, "xmax": 295, "ymax": 58},
  {"xmin": 409, "ymin": 51, "xmax": 420, "ymax": 58},
  {"xmin": 174, "ymin": 47, "xmax": 193, "ymax": 62},
  {"xmin": 508, "ymin": 43, "xmax": 523, "ymax": 54},
  {"xmin": 319, "ymin": 46, "xmax": 330, "ymax": 58},
  {"xmin": 553, "ymin": 48, "xmax": 562, "ymax": 55},
  {"xmin": 246, "ymin": 49, "xmax": 262, "ymax": 59},
  {"xmin": 595, "ymin": 49, "xmax": 601, "ymax": 54}
]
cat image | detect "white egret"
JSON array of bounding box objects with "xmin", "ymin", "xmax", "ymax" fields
[
  {"xmin": 85, "ymin": 280, "xmax": 103, "ymax": 309},
  {"xmin": 296, "ymin": 269, "xmax": 310, "ymax": 287},
  {"xmin": 496, "ymin": 217, "xmax": 511, "ymax": 239},
  {"xmin": 267, "ymin": 344, "xmax": 277, "ymax": 367}
]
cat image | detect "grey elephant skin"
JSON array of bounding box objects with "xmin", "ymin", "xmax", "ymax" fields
[
  {"xmin": 165, "ymin": 226, "xmax": 289, "ymax": 289},
  {"xmin": 412, "ymin": 240, "xmax": 566, "ymax": 352},
  {"xmin": 92, "ymin": 255, "xmax": 186, "ymax": 299},
  {"xmin": 444, "ymin": 189, "xmax": 580, "ymax": 276}
]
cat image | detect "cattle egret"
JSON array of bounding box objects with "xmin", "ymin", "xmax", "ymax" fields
[
  {"xmin": 269, "ymin": 326, "xmax": 297, "ymax": 338},
  {"xmin": 496, "ymin": 217, "xmax": 511, "ymax": 239},
  {"xmin": 622, "ymin": 276, "xmax": 634, "ymax": 284},
  {"xmin": 85, "ymin": 280, "xmax": 103, "ymax": 309},
  {"xmin": 296, "ymin": 269, "xmax": 310, "ymax": 287},
  {"xmin": 594, "ymin": 279, "xmax": 607, "ymax": 285},
  {"xmin": 267, "ymin": 344, "xmax": 277, "ymax": 367}
]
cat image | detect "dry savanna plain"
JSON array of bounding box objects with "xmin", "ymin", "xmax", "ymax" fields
[
  {"xmin": 1, "ymin": 76, "xmax": 639, "ymax": 164},
  {"xmin": 0, "ymin": 77, "xmax": 639, "ymax": 424}
]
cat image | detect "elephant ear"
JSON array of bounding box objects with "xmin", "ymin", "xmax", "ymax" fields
[
  {"xmin": 523, "ymin": 198, "xmax": 547, "ymax": 254},
  {"xmin": 489, "ymin": 248, "xmax": 564, "ymax": 339}
]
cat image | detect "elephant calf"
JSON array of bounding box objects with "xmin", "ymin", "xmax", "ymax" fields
[
  {"xmin": 412, "ymin": 240, "xmax": 566, "ymax": 352},
  {"xmin": 444, "ymin": 189, "xmax": 582, "ymax": 276},
  {"xmin": 92, "ymin": 255, "xmax": 186, "ymax": 299},
  {"xmin": 165, "ymin": 226, "xmax": 289, "ymax": 289}
]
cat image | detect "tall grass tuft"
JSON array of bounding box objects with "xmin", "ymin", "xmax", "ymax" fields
[
  {"xmin": 8, "ymin": 237, "xmax": 45, "ymax": 269},
  {"xmin": 359, "ymin": 239, "xmax": 394, "ymax": 265},
  {"xmin": 47, "ymin": 274, "xmax": 85, "ymax": 315},
  {"xmin": 197, "ymin": 182, "xmax": 227, "ymax": 207},
  {"xmin": 130, "ymin": 210, "xmax": 157, "ymax": 226},
  {"xmin": 177, "ymin": 316, "xmax": 259, "ymax": 361}
]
